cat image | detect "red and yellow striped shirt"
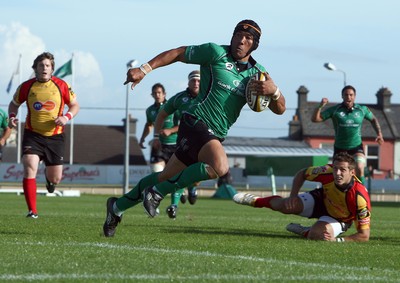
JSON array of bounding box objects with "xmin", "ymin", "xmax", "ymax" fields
[
  {"xmin": 13, "ymin": 77, "xmax": 76, "ymax": 136},
  {"xmin": 304, "ymin": 165, "xmax": 371, "ymax": 230}
]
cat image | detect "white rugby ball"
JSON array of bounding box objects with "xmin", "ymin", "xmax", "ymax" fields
[{"xmin": 245, "ymin": 72, "xmax": 270, "ymax": 112}]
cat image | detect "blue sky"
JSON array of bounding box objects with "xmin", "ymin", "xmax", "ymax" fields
[{"xmin": 1, "ymin": 0, "xmax": 399, "ymax": 145}]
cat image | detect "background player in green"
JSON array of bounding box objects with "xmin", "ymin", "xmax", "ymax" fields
[
  {"xmin": 153, "ymin": 70, "xmax": 201, "ymax": 219},
  {"xmin": 139, "ymin": 83, "xmax": 179, "ymax": 174},
  {"xmin": 103, "ymin": 19, "xmax": 287, "ymax": 237},
  {"xmin": 0, "ymin": 108, "xmax": 12, "ymax": 162},
  {"xmin": 138, "ymin": 83, "xmax": 180, "ymax": 217},
  {"xmin": 312, "ymin": 85, "xmax": 384, "ymax": 184}
]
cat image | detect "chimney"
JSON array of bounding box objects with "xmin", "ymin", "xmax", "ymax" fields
[
  {"xmin": 122, "ymin": 114, "xmax": 138, "ymax": 136},
  {"xmin": 297, "ymin": 85, "xmax": 309, "ymax": 109},
  {"xmin": 376, "ymin": 87, "xmax": 392, "ymax": 109},
  {"xmin": 129, "ymin": 115, "xmax": 138, "ymax": 135}
]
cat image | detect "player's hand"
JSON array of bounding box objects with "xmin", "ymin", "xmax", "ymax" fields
[
  {"xmin": 320, "ymin": 98, "xmax": 329, "ymax": 108},
  {"xmin": 54, "ymin": 116, "xmax": 69, "ymax": 126},
  {"xmin": 139, "ymin": 138, "xmax": 146, "ymax": 149},
  {"xmin": 159, "ymin": 129, "xmax": 171, "ymax": 137},
  {"xmin": 250, "ymin": 73, "xmax": 277, "ymax": 97},
  {"xmin": 8, "ymin": 117, "xmax": 18, "ymax": 128},
  {"xmin": 124, "ymin": 68, "xmax": 146, "ymax": 90},
  {"xmin": 283, "ymin": 196, "xmax": 298, "ymax": 211},
  {"xmin": 376, "ymin": 135, "xmax": 384, "ymax": 145}
]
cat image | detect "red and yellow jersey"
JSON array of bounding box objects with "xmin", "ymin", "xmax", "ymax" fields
[
  {"xmin": 12, "ymin": 77, "xmax": 76, "ymax": 136},
  {"xmin": 304, "ymin": 165, "xmax": 371, "ymax": 230}
]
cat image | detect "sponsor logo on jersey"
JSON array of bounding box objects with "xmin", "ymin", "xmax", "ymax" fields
[
  {"xmin": 33, "ymin": 100, "xmax": 56, "ymax": 111},
  {"xmin": 225, "ymin": 63, "xmax": 234, "ymax": 70},
  {"xmin": 311, "ymin": 165, "xmax": 328, "ymax": 175},
  {"xmin": 358, "ymin": 207, "xmax": 370, "ymax": 219}
]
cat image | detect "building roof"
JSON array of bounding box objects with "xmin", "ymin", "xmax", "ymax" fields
[
  {"xmin": 223, "ymin": 137, "xmax": 333, "ymax": 157},
  {"xmin": 64, "ymin": 123, "xmax": 146, "ymax": 165}
]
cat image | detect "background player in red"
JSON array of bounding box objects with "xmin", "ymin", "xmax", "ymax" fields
[
  {"xmin": 234, "ymin": 152, "xmax": 371, "ymax": 242},
  {"xmin": 8, "ymin": 52, "xmax": 80, "ymax": 218}
]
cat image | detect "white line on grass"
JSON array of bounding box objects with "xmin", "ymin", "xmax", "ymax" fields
[{"xmin": 2, "ymin": 241, "xmax": 399, "ymax": 282}]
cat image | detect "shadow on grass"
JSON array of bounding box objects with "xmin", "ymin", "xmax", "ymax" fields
[{"xmin": 128, "ymin": 222, "xmax": 295, "ymax": 240}]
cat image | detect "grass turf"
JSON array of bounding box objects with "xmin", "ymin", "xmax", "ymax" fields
[{"xmin": 0, "ymin": 193, "xmax": 399, "ymax": 282}]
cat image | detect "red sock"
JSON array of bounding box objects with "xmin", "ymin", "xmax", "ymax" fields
[
  {"xmin": 254, "ymin": 195, "xmax": 282, "ymax": 208},
  {"xmin": 23, "ymin": 178, "xmax": 37, "ymax": 214}
]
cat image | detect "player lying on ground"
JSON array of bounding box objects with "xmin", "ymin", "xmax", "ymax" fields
[{"xmin": 234, "ymin": 152, "xmax": 371, "ymax": 242}]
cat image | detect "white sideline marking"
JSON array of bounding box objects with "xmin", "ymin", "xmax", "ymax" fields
[{"xmin": 1, "ymin": 241, "xmax": 399, "ymax": 282}]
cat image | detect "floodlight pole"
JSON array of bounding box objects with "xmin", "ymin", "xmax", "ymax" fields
[
  {"xmin": 123, "ymin": 59, "xmax": 138, "ymax": 194},
  {"xmin": 323, "ymin": 62, "xmax": 347, "ymax": 87}
]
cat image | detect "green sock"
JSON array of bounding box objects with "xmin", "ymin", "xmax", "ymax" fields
[
  {"xmin": 156, "ymin": 162, "xmax": 211, "ymax": 196},
  {"xmin": 171, "ymin": 189, "xmax": 184, "ymax": 206},
  {"xmin": 116, "ymin": 172, "xmax": 160, "ymax": 211}
]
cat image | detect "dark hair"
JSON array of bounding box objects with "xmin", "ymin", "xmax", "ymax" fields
[
  {"xmin": 32, "ymin": 52, "xmax": 55, "ymax": 70},
  {"xmin": 232, "ymin": 19, "xmax": 261, "ymax": 52},
  {"xmin": 341, "ymin": 85, "xmax": 356, "ymax": 95},
  {"xmin": 151, "ymin": 83, "xmax": 166, "ymax": 94},
  {"xmin": 333, "ymin": 152, "xmax": 356, "ymax": 170}
]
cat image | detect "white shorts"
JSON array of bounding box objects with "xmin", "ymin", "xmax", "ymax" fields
[{"xmin": 298, "ymin": 193, "xmax": 347, "ymax": 237}]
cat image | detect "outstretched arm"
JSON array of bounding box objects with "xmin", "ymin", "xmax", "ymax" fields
[
  {"xmin": 311, "ymin": 98, "xmax": 329, "ymax": 122},
  {"xmin": 124, "ymin": 46, "xmax": 187, "ymax": 89},
  {"xmin": 370, "ymin": 117, "xmax": 384, "ymax": 145},
  {"xmin": 338, "ymin": 228, "xmax": 370, "ymax": 242},
  {"xmin": 290, "ymin": 168, "xmax": 306, "ymax": 198},
  {"xmin": 139, "ymin": 122, "xmax": 153, "ymax": 149}
]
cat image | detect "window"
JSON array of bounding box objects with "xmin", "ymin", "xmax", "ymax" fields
[{"xmin": 365, "ymin": 145, "xmax": 379, "ymax": 170}]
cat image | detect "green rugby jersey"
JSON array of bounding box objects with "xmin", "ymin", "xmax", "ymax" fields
[
  {"xmin": 145, "ymin": 101, "xmax": 178, "ymax": 145},
  {"xmin": 184, "ymin": 43, "xmax": 267, "ymax": 138},
  {"xmin": 0, "ymin": 108, "xmax": 8, "ymax": 136},
  {"xmin": 162, "ymin": 88, "xmax": 198, "ymax": 119},
  {"xmin": 321, "ymin": 103, "xmax": 374, "ymax": 149}
]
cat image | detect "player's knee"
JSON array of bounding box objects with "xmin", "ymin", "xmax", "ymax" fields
[
  {"xmin": 308, "ymin": 222, "xmax": 334, "ymax": 241},
  {"xmin": 204, "ymin": 164, "xmax": 228, "ymax": 179}
]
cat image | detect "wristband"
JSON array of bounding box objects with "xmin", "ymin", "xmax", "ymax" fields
[
  {"xmin": 318, "ymin": 105, "xmax": 324, "ymax": 109},
  {"xmin": 64, "ymin": 112, "xmax": 73, "ymax": 121},
  {"xmin": 153, "ymin": 133, "xmax": 160, "ymax": 140},
  {"xmin": 139, "ymin": 63, "xmax": 153, "ymax": 75},
  {"xmin": 272, "ymin": 87, "xmax": 281, "ymax": 101},
  {"xmin": 336, "ymin": 237, "xmax": 345, "ymax": 242},
  {"xmin": 9, "ymin": 112, "xmax": 16, "ymax": 119}
]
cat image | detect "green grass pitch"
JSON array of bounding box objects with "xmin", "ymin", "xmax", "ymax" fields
[{"xmin": 0, "ymin": 193, "xmax": 399, "ymax": 282}]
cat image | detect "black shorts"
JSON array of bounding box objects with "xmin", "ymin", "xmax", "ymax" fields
[
  {"xmin": 334, "ymin": 144, "xmax": 364, "ymax": 156},
  {"xmin": 175, "ymin": 113, "xmax": 222, "ymax": 166},
  {"xmin": 150, "ymin": 144, "xmax": 176, "ymax": 164},
  {"xmin": 307, "ymin": 188, "xmax": 329, "ymax": 218},
  {"xmin": 308, "ymin": 188, "xmax": 352, "ymax": 231},
  {"xmin": 22, "ymin": 130, "xmax": 65, "ymax": 166}
]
